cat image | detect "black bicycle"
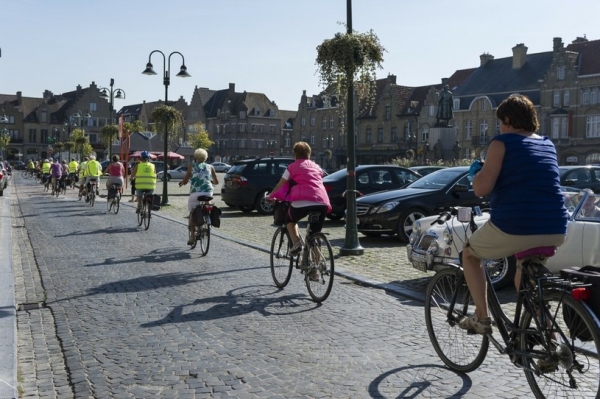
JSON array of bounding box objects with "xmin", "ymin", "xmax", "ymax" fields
[
  {"xmin": 137, "ymin": 191, "xmax": 153, "ymax": 230},
  {"xmin": 188, "ymin": 195, "xmax": 213, "ymax": 255},
  {"xmin": 425, "ymin": 207, "xmax": 600, "ymax": 398},
  {"xmin": 107, "ymin": 184, "xmax": 122, "ymax": 214},
  {"xmin": 270, "ymin": 205, "xmax": 334, "ymax": 303}
]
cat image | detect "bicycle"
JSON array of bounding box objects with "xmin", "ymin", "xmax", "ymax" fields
[
  {"xmin": 424, "ymin": 207, "xmax": 600, "ymax": 398},
  {"xmin": 42, "ymin": 174, "xmax": 51, "ymax": 192},
  {"xmin": 269, "ymin": 205, "xmax": 334, "ymax": 303},
  {"xmin": 188, "ymin": 195, "xmax": 213, "ymax": 255},
  {"xmin": 137, "ymin": 191, "xmax": 153, "ymax": 230},
  {"xmin": 52, "ymin": 177, "xmax": 61, "ymax": 197},
  {"xmin": 84, "ymin": 179, "xmax": 97, "ymax": 206},
  {"xmin": 107, "ymin": 184, "xmax": 122, "ymax": 214},
  {"xmin": 21, "ymin": 169, "xmax": 34, "ymax": 179}
]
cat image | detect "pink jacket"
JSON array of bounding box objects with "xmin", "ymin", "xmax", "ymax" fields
[{"xmin": 286, "ymin": 159, "xmax": 331, "ymax": 212}]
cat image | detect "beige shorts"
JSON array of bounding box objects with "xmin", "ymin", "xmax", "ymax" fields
[{"xmin": 466, "ymin": 221, "xmax": 566, "ymax": 260}]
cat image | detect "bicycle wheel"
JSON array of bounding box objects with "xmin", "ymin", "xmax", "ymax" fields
[
  {"xmin": 198, "ymin": 220, "xmax": 210, "ymax": 256},
  {"xmin": 34, "ymin": 174, "xmax": 41, "ymax": 183},
  {"xmin": 424, "ymin": 268, "xmax": 489, "ymax": 373},
  {"xmin": 113, "ymin": 195, "xmax": 120, "ymax": 214},
  {"xmin": 270, "ymin": 228, "xmax": 294, "ymax": 288},
  {"xmin": 137, "ymin": 203, "xmax": 143, "ymax": 226},
  {"xmin": 21, "ymin": 170, "xmax": 30, "ymax": 179},
  {"xmin": 305, "ymin": 232, "xmax": 334, "ymax": 303},
  {"xmin": 89, "ymin": 190, "xmax": 95, "ymax": 206},
  {"xmin": 143, "ymin": 203, "xmax": 151, "ymax": 230},
  {"xmin": 519, "ymin": 291, "xmax": 600, "ymax": 398}
]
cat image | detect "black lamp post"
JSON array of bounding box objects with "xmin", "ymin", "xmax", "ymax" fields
[
  {"xmin": 51, "ymin": 127, "xmax": 60, "ymax": 160},
  {"xmin": 340, "ymin": 0, "xmax": 364, "ymax": 256},
  {"xmin": 99, "ymin": 78, "xmax": 125, "ymax": 160},
  {"xmin": 62, "ymin": 116, "xmax": 77, "ymax": 161},
  {"xmin": 142, "ymin": 50, "xmax": 191, "ymax": 206}
]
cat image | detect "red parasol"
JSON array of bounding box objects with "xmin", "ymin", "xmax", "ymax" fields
[{"xmin": 156, "ymin": 151, "xmax": 185, "ymax": 160}]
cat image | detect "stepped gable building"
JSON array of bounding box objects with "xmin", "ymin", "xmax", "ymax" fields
[{"xmin": 1, "ymin": 82, "xmax": 115, "ymax": 161}]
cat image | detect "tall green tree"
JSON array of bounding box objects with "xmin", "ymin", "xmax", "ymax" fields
[{"xmin": 187, "ymin": 124, "xmax": 214, "ymax": 150}]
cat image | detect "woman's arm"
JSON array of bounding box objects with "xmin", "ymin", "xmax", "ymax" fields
[
  {"xmin": 180, "ymin": 164, "xmax": 193, "ymax": 185},
  {"xmin": 211, "ymin": 167, "xmax": 219, "ymax": 185},
  {"xmin": 473, "ymin": 140, "xmax": 505, "ymax": 197}
]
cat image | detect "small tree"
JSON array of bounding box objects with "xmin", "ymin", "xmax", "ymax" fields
[
  {"xmin": 0, "ymin": 134, "xmax": 10, "ymax": 155},
  {"xmin": 188, "ymin": 124, "xmax": 214, "ymax": 150},
  {"xmin": 72, "ymin": 129, "xmax": 93, "ymax": 160}
]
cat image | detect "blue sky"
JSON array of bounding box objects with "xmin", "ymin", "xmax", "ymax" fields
[{"xmin": 2, "ymin": 0, "xmax": 599, "ymax": 111}]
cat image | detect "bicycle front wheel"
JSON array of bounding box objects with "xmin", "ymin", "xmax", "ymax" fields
[
  {"xmin": 425, "ymin": 268, "xmax": 489, "ymax": 373},
  {"xmin": 519, "ymin": 291, "xmax": 600, "ymax": 398},
  {"xmin": 198, "ymin": 222, "xmax": 210, "ymax": 256},
  {"xmin": 305, "ymin": 232, "xmax": 334, "ymax": 303},
  {"xmin": 21, "ymin": 170, "xmax": 30, "ymax": 179},
  {"xmin": 113, "ymin": 196, "xmax": 120, "ymax": 214},
  {"xmin": 270, "ymin": 228, "xmax": 293, "ymax": 288}
]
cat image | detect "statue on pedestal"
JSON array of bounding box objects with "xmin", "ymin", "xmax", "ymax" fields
[{"xmin": 436, "ymin": 85, "xmax": 454, "ymax": 127}]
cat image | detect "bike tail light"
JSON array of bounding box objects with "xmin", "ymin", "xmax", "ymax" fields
[
  {"xmin": 204, "ymin": 205, "xmax": 214, "ymax": 211},
  {"xmin": 571, "ymin": 287, "xmax": 590, "ymax": 301}
]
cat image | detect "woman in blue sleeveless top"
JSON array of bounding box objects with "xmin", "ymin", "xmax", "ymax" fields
[{"xmin": 459, "ymin": 94, "xmax": 568, "ymax": 334}]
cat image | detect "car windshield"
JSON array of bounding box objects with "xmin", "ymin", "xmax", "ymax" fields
[
  {"xmin": 407, "ymin": 169, "xmax": 465, "ymax": 189},
  {"xmin": 324, "ymin": 168, "xmax": 347, "ymax": 180}
]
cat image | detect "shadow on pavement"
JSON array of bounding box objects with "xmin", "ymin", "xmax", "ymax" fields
[{"xmin": 83, "ymin": 247, "xmax": 193, "ymax": 267}]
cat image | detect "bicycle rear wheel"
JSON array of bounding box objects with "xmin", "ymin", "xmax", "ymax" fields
[
  {"xmin": 198, "ymin": 221, "xmax": 210, "ymax": 256},
  {"xmin": 21, "ymin": 170, "xmax": 30, "ymax": 179},
  {"xmin": 305, "ymin": 232, "xmax": 334, "ymax": 303},
  {"xmin": 270, "ymin": 228, "xmax": 293, "ymax": 288},
  {"xmin": 143, "ymin": 203, "xmax": 151, "ymax": 230},
  {"xmin": 425, "ymin": 268, "xmax": 489, "ymax": 373},
  {"xmin": 113, "ymin": 196, "xmax": 120, "ymax": 214},
  {"xmin": 89, "ymin": 191, "xmax": 95, "ymax": 206},
  {"xmin": 519, "ymin": 291, "xmax": 600, "ymax": 398},
  {"xmin": 137, "ymin": 203, "xmax": 143, "ymax": 226}
]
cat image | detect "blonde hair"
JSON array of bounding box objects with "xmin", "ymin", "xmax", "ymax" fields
[{"xmin": 194, "ymin": 148, "xmax": 208, "ymax": 162}]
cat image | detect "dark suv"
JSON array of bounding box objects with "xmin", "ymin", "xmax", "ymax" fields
[{"xmin": 221, "ymin": 157, "xmax": 294, "ymax": 214}]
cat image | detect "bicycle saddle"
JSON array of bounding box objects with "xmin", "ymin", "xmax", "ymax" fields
[
  {"xmin": 515, "ymin": 246, "xmax": 556, "ymax": 260},
  {"xmin": 197, "ymin": 195, "xmax": 213, "ymax": 202}
]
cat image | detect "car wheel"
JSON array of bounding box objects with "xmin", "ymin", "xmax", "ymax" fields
[
  {"xmin": 483, "ymin": 255, "xmax": 516, "ymax": 291},
  {"xmin": 238, "ymin": 205, "xmax": 254, "ymax": 213},
  {"xmin": 397, "ymin": 208, "xmax": 428, "ymax": 242},
  {"xmin": 255, "ymin": 190, "xmax": 275, "ymax": 215}
]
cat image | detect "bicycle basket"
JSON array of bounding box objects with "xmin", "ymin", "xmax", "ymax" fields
[{"xmin": 273, "ymin": 202, "xmax": 289, "ymax": 225}]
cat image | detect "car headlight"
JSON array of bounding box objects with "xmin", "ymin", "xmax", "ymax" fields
[
  {"xmin": 412, "ymin": 220, "xmax": 422, "ymax": 238},
  {"xmin": 374, "ymin": 201, "xmax": 399, "ymax": 214},
  {"xmin": 427, "ymin": 240, "xmax": 439, "ymax": 255},
  {"xmin": 443, "ymin": 227, "xmax": 453, "ymax": 245}
]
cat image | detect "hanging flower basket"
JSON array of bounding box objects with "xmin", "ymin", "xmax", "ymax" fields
[{"xmin": 151, "ymin": 105, "xmax": 184, "ymax": 138}]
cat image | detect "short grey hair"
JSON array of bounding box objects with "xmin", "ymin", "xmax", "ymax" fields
[{"xmin": 194, "ymin": 148, "xmax": 208, "ymax": 162}]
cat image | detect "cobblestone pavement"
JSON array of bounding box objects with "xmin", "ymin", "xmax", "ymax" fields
[{"xmin": 7, "ymin": 176, "xmax": 538, "ymax": 398}]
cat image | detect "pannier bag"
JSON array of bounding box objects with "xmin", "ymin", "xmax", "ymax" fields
[
  {"xmin": 210, "ymin": 205, "xmax": 222, "ymax": 228},
  {"xmin": 192, "ymin": 206, "xmax": 204, "ymax": 226},
  {"xmin": 273, "ymin": 202, "xmax": 289, "ymax": 226},
  {"xmin": 149, "ymin": 194, "xmax": 161, "ymax": 211},
  {"xmin": 560, "ymin": 265, "xmax": 600, "ymax": 341}
]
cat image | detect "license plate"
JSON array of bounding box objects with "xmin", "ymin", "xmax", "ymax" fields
[{"xmin": 413, "ymin": 261, "xmax": 428, "ymax": 272}]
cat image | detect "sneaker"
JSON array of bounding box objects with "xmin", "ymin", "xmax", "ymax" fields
[
  {"xmin": 458, "ymin": 315, "xmax": 492, "ymax": 335},
  {"xmin": 309, "ymin": 269, "xmax": 320, "ymax": 281},
  {"xmin": 187, "ymin": 238, "xmax": 195, "ymax": 245},
  {"xmin": 290, "ymin": 240, "xmax": 303, "ymax": 255}
]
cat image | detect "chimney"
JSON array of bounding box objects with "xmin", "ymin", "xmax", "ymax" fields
[
  {"xmin": 512, "ymin": 43, "xmax": 528, "ymax": 69},
  {"xmin": 228, "ymin": 83, "xmax": 235, "ymax": 94},
  {"xmin": 480, "ymin": 53, "xmax": 494, "ymax": 66},
  {"xmin": 17, "ymin": 91, "xmax": 22, "ymax": 104},
  {"xmin": 553, "ymin": 37, "xmax": 564, "ymax": 52}
]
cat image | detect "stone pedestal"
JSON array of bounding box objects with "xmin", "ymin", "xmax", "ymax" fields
[{"xmin": 429, "ymin": 127, "xmax": 456, "ymax": 160}]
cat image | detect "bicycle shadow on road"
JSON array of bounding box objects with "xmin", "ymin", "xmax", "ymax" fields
[
  {"xmin": 54, "ymin": 226, "xmax": 140, "ymax": 238},
  {"xmin": 140, "ymin": 285, "xmax": 320, "ymax": 327},
  {"xmin": 83, "ymin": 247, "xmax": 193, "ymax": 267},
  {"xmin": 368, "ymin": 364, "xmax": 473, "ymax": 398}
]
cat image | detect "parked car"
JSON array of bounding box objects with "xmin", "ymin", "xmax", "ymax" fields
[
  {"xmin": 157, "ymin": 165, "xmax": 188, "ymax": 181},
  {"xmin": 323, "ymin": 165, "xmax": 421, "ymax": 220},
  {"xmin": 407, "ymin": 188, "xmax": 598, "ymax": 290},
  {"xmin": 409, "ymin": 165, "xmax": 447, "ymax": 177},
  {"xmin": 211, "ymin": 162, "xmax": 231, "ymax": 173},
  {"xmin": 355, "ymin": 167, "xmax": 488, "ymax": 242},
  {"xmin": 559, "ymin": 165, "xmax": 600, "ymax": 193},
  {"xmin": 0, "ymin": 162, "xmax": 8, "ymax": 196},
  {"xmin": 151, "ymin": 161, "xmax": 169, "ymax": 174},
  {"xmin": 12, "ymin": 161, "xmax": 26, "ymax": 170},
  {"xmin": 221, "ymin": 157, "xmax": 294, "ymax": 214}
]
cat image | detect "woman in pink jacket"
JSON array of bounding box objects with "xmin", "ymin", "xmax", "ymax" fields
[{"xmin": 268, "ymin": 142, "xmax": 331, "ymax": 255}]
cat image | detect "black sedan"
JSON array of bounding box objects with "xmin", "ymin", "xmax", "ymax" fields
[
  {"xmin": 559, "ymin": 165, "xmax": 600, "ymax": 193},
  {"xmin": 322, "ymin": 165, "xmax": 421, "ymax": 220},
  {"xmin": 356, "ymin": 167, "xmax": 487, "ymax": 242}
]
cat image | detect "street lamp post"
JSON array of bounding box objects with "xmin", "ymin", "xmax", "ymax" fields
[
  {"xmin": 99, "ymin": 79, "xmax": 125, "ymax": 160},
  {"xmin": 142, "ymin": 50, "xmax": 191, "ymax": 206},
  {"xmin": 51, "ymin": 127, "xmax": 61, "ymax": 160},
  {"xmin": 71, "ymin": 110, "xmax": 92, "ymax": 160},
  {"xmin": 340, "ymin": 0, "xmax": 364, "ymax": 256},
  {"xmin": 1, "ymin": 111, "xmax": 9, "ymax": 160}
]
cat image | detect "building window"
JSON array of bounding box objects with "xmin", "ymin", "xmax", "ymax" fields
[
  {"xmin": 464, "ymin": 148, "xmax": 472, "ymax": 159},
  {"xmin": 557, "ymin": 65, "xmax": 566, "ymax": 80},
  {"xmin": 301, "ymin": 117, "xmax": 306, "ymax": 126},
  {"xmin": 428, "ymin": 105, "xmax": 435, "ymax": 117},
  {"xmin": 453, "ymin": 98, "xmax": 460, "ymax": 110},
  {"xmin": 258, "ymin": 125, "xmax": 264, "ymax": 133},
  {"xmin": 421, "ymin": 129, "xmax": 429, "ymax": 144},
  {"xmin": 377, "ymin": 127, "xmax": 383, "ymax": 143},
  {"xmin": 251, "ymin": 124, "xmax": 257, "ymax": 132},
  {"xmin": 553, "ymin": 90, "xmax": 560, "ymax": 107},
  {"xmin": 552, "ymin": 116, "xmax": 569, "ymax": 139},
  {"xmin": 239, "ymin": 140, "xmax": 246, "ymax": 148},
  {"xmin": 582, "ymin": 88, "xmax": 590, "ymax": 105},
  {"xmin": 366, "ymin": 127, "xmax": 372, "ymax": 143},
  {"xmin": 322, "ymin": 117, "xmax": 327, "ymax": 128},
  {"xmin": 310, "ymin": 133, "xmax": 315, "ymax": 145},
  {"xmin": 239, "ymin": 123, "xmax": 246, "ymax": 132},
  {"xmin": 586, "ymin": 115, "xmax": 600, "ymax": 138},
  {"xmin": 385, "ymin": 105, "xmax": 391, "ymax": 121},
  {"xmin": 41, "ymin": 129, "xmax": 48, "ymax": 143},
  {"xmin": 329, "ymin": 116, "xmax": 334, "ymax": 128},
  {"xmin": 310, "ymin": 116, "xmax": 315, "ymax": 126},
  {"xmin": 215, "ymin": 125, "xmax": 220, "ymax": 133},
  {"xmin": 40, "ymin": 110, "xmax": 47, "ymax": 123},
  {"xmin": 564, "ymin": 89, "xmax": 570, "ymax": 107},
  {"xmin": 391, "ymin": 127, "xmax": 398, "ymax": 142},
  {"xmin": 28, "ymin": 129, "xmax": 37, "ymax": 143},
  {"xmin": 285, "ymin": 137, "xmax": 291, "ymax": 147},
  {"xmin": 591, "ymin": 88, "xmax": 599, "ymax": 105},
  {"xmin": 480, "ymin": 100, "xmax": 487, "ymax": 111},
  {"xmin": 465, "ymin": 120, "xmax": 472, "ymax": 139},
  {"xmin": 239, "ymin": 111, "xmax": 246, "ymax": 119}
]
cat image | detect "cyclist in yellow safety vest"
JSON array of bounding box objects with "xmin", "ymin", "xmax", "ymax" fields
[
  {"xmin": 27, "ymin": 159, "xmax": 35, "ymax": 172},
  {"xmin": 130, "ymin": 151, "xmax": 156, "ymax": 213},
  {"xmin": 69, "ymin": 158, "xmax": 79, "ymax": 177},
  {"xmin": 84, "ymin": 154, "xmax": 103, "ymax": 197},
  {"xmin": 41, "ymin": 159, "xmax": 51, "ymax": 185},
  {"xmin": 77, "ymin": 156, "xmax": 89, "ymax": 199}
]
